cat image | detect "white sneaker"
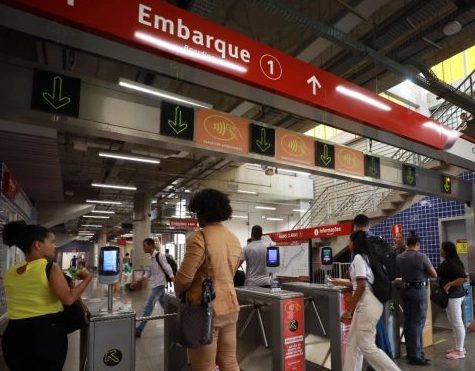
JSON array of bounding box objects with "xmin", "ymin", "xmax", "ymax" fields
[{"xmin": 446, "ymin": 350, "xmax": 465, "ymax": 360}]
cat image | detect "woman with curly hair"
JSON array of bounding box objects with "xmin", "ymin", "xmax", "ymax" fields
[
  {"xmin": 1, "ymin": 220, "xmax": 92, "ymax": 370},
  {"xmin": 174, "ymin": 188, "xmax": 241, "ymax": 371}
]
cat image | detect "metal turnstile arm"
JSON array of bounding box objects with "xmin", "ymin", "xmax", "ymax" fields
[
  {"xmin": 238, "ymin": 305, "xmax": 269, "ymax": 348},
  {"xmin": 306, "ymin": 298, "xmax": 327, "ymax": 336}
]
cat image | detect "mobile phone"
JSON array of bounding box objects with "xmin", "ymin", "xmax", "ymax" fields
[{"xmin": 266, "ymin": 246, "xmax": 280, "ymax": 267}]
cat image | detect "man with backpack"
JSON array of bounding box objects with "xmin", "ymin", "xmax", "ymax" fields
[
  {"xmin": 130, "ymin": 238, "xmax": 174, "ymax": 338},
  {"xmin": 353, "ymin": 214, "xmax": 394, "ymax": 369}
]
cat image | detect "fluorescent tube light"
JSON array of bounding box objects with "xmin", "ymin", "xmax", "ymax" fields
[
  {"xmin": 232, "ymin": 215, "xmax": 248, "ymax": 219},
  {"xmin": 99, "ymin": 151, "xmax": 161, "ymax": 164},
  {"xmin": 267, "ymin": 217, "xmax": 284, "ymax": 221},
  {"xmin": 293, "ymin": 209, "xmax": 308, "ymax": 213},
  {"xmin": 278, "ymin": 168, "xmax": 311, "ymax": 176},
  {"xmin": 119, "ymin": 77, "xmax": 212, "ymax": 109},
  {"xmin": 82, "ymin": 215, "xmax": 110, "ymax": 219},
  {"xmin": 81, "ymin": 224, "xmax": 103, "ymax": 228},
  {"xmin": 255, "ymin": 206, "xmax": 276, "ymax": 210},
  {"xmin": 92, "ymin": 183, "xmax": 137, "ymax": 191},
  {"xmin": 91, "ymin": 210, "xmax": 115, "ymax": 214},
  {"xmin": 336, "ymin": 85, "xmax": 391, "ymax": 111},
  {"xmin": 86, "ymin": 200, "xmax": 123, "ymax": 205},
  {"xmin": 134, "ymin": 31, "xmax": 248, "ymax": 74},
  {"xmin": 238, "ymin": 190, "xmax": 257, "ymax": 195}
]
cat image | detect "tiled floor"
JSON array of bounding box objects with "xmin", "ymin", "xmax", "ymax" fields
[{"xmin": 3, "ymin": 278, "xmax": 475, "ymax": 370}]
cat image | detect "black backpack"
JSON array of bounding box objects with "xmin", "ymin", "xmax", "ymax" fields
[
  {"xmin": 166, "ymin": 255, "xmax": 178, "ymax": 276},
  {"xmin": 156, "ymin": 253, "xmax": 173, "ymax": 283},
  {"xmin": 368, "ymin": 257, "xmax": 392, "ymax": 303},
  {"xmin": 367, "ymin": 235, "xmax": 397, "ymax": 281}
]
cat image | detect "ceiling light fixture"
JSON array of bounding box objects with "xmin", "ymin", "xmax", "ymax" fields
[
  {"xmin": 336, "ymin": 85, "xmax": 391, "ymax": 111},
  {"xmin": 82, "ymin": 215, "xmax": 110, "ymax": 219},
  {"xmin": 81, "ymin": 224, "xmax": 103, "ymax": 228},
  {"xmin": 293, "ymin": 209, "xmax": 308, "ymax": 213},
  {"xmin": 91, "ymin": 210, "xmax": 115, "ymax": 214},
  {"xmin": 134, "ymin": 31, "xmax": 248, "ymax": 74},
  {"xmin": 99, "ymin": 151, "xmax": 161, "ymax": 164},
  {"xmin": 267, "ymin": 217, "xmax": 284, "ymax": 221},
  {"xmin": 232, "ymin": 215, "xmax": 248, "ymax": 219},
  {"xmin": 119, "ymin": 77, "xmax": 213, "ymax": 109},
  {"xmin": 238, "ymin": 190, "xmax": 257, "ymax": 195},
  {"xmin": 443, "ymin": 21, "xmax": 462, "ymax": 36},
  {"xmin": 92, "ymin": 183, "xmax": 137, "ymax": 191},
  {"xmin": 256, "ymin": 206, "xmax": 277, "ymax": 210},
  {"xmin": 86, "ymin": 200, "xmax": 123, "ymax": 205},
  {"xmin": 278, "ymin": 168, "xmax": 311, "ymax": 176}
]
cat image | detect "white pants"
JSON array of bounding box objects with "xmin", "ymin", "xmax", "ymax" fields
[
  {"xmin": 446, "ymin": 296, "xmax": 465, "ymax": 350},
  {"xmin": 343, "ymin": 289, "xmax": 401, "ymax": 371}
]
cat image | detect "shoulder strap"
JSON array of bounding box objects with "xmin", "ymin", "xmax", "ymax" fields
[
  {"xmin": 199, "ymin": 230, "xmax": 210, "ymax": 277},
  {"xmin": 155, "ymin": 252, "xmax": 172, "ymax": 280},
  {"xmin": 46, "ymin": 261, "xmax": 53, "ymax": 280}
]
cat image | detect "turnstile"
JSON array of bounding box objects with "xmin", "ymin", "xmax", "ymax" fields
[
  {"xmin": 80, "ymin": 298, "xmax": 135, "ymax": 371},
  {"xmin": 164, "ymin": 288, "xmax": 305, "ymax": 371},
  {"xmin": 281, "ymin": 282, "xmax": 351, "ymax": 371}
]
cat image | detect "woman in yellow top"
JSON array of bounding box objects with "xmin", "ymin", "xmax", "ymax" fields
[
  {"xmin": 174, "ymin": 189, "xmax": 242, "ymax": 371},
  {"xmin": 2, "ymin": 220, "xmax": 92, "ymax": 370}
]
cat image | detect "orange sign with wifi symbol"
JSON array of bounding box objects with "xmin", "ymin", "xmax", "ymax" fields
[
  {"xmin": 276, "ymin": 128, "xmax": 314, "ymax": 166},
  {"xmin": 195, "ymin": 109, "xmax": 249, "ymax": 154}
]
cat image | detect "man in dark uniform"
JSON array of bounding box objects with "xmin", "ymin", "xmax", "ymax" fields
[{"xmin": 396, "ymin": 231, "xmax": 437, "ymax": 366}]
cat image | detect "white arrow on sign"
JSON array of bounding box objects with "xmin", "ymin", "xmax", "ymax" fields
[{"xmin": 307, "ymin": 75, "xmax": 322, "ymax": 96}]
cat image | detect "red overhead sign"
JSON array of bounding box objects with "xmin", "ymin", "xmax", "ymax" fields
[
  {"xmin": 3, "ymin": 0, "xmax": 460, "ymax": 150},
  {"xmin": 268, "ymin": 222, "xmax": 353, "ymax": 242},
  {"xmin": 169, "ymin": 218, "xmax": 199, "ymax": 228}
]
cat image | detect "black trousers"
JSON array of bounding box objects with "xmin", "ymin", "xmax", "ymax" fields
[{"xmin": 2, "ymin": 313, "xmax": 68, "ymax": 371}]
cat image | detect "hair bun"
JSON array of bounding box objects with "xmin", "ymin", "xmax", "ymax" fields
[{"xmin": 2, "ymin": 220, "xmax": 27, "ymax": 247}]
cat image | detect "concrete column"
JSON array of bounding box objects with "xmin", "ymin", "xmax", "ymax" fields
[{"xmin": 132, "ymin": 192, "xmax": 151, "ymax": 269}]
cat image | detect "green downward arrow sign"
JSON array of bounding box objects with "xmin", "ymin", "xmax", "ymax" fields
[
  {"xmin": 167, "ymin": 106, "xmax": 188, "ymax": 134},
  {"xmin": 42, "ymin": 76, "xmax": 71, "ymax": 109},
  {"xmin": 369, "ymin": 157, "xmax": 378, "ymax": 176},
  {"xmin": 406, "ymin": 168, "xmax": 415, "ymax": 184},
  {"xmin": 320, "ymin": 144, "xmax": 332, "ymax": 166},
  {"xmin": 256, "ymin": 128, "xmax": 271, "ymax": 152}
]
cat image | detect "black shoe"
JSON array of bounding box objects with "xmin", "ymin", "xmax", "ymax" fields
[{"xmin": 408, "ymin": 357, "xmax": 430, "ymax": 366}]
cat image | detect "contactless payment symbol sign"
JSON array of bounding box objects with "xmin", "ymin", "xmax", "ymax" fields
[{"xmin": 31, "ymin": 68, "xmax": 81, "ymax": 117}]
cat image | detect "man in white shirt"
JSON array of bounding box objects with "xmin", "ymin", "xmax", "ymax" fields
[
  {"xmin": 130, "ymin": 238, "xmax": 174, "ymax": 338},
  {"xmin": 241, "ymin": 225, "xmax": 271, "ymax": 287}
]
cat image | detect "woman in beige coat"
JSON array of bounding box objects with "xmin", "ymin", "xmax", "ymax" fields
[{"xmin": 174, "ymin": 188, "xmax": 242, "ymax": 371}]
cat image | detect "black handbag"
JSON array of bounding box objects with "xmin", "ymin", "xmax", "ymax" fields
[
  {"xmin": 430, "ymin": 280, "xmax": 449, "ymax": 309},
  {"xmin": 46, "ymin": 262, "xmax": 90, "ymax": 333},
  {"xmin": 176, "ymin": 231, "xmax": 214, "ymax": 348},
  {"xmin": 63, "ymin": 297, "xmax": 90, "ymax": 333},
  {"xmin": 233, "ymin": 265, "xmax": 245, "ymax": 287}
]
